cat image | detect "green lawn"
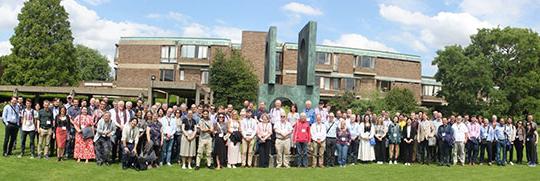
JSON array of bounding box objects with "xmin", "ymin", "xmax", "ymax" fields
[{"xmin": 0, "ymin": 126, "xmax": 539, "ymax": 180}]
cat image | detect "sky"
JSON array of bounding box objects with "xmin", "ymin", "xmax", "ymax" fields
[{"xmin": 1, "ymin": 0, "xmax": 540, "ymax": 76}]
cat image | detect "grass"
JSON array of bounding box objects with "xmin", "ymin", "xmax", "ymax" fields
[{"xmin": 0, "ymin": 126, "xmax": 539, "ymax": 180}]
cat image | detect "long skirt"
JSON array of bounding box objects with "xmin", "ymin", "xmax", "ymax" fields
[
  {"xmin": 55, "ymin": 128, "xmax": 68, "ymax": 149},
  {"xmin": 227, "ymin": 140, "xmax": 241, "ymax": 164},
  {"xmin": 358, "ymin": 138, "xmax": 375, "ymax": 161},
  {"xmin": 214, "ymin": 137, "xmax": 227, "ymax": 165},
  {"xmin": 180, "ymin": 134, "xmax": 196, "ymax": 157},
  {"xmin": 74, "ymin": 133, "xmax": 95, "ymax": 159}
]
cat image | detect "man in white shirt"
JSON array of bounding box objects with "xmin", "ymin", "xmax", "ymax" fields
[
  {"xmin": 274, "ymin": 112, "xmax": 293, "ymax": 168},
  {"xmin": 19, "ymin": 99, "xmax": 36, "ymax": 158},
  {"xmin": 241, "ymin": 111, "xmax": 257, "ymax": 167},
  {"xmin": 160, "ymin": 108, "xmax": 176, "ymax": 166},
  {"xmin": 311, "ymin": 114, "xmax": 327, "ymax": 167},
  {"xmin": 109, "ymin": 101, "xmax": 131, "ymax": 163},
  {"xmin": 269, "ymin": 100, "xmax": 285, "ymax": 124},
  {"xmin": 324, "ymin": 113, "xmax": 339, "ymax": 167},
  {"xmin": 452, "ymin": 116, "xmax": 469, "ymax": 166}
]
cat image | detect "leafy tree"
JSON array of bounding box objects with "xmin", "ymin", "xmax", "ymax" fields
[
  {"xmin": 433, "ymin": 27, "xmax": 540, "ymax": 118},
  {"xmin": 1, "ymin": 0, "xmax": 77, "ymax": 86},
  {"xmin": 209, "ymin": 50, "xmax": 258, "ymax": 109},
  {"xmin": 383, "ymin": 88, "xmax": 418, "ymax": 114},
  {"xmin": 75, "ymin": 45, "xmax": 111, "ymax": 81}
]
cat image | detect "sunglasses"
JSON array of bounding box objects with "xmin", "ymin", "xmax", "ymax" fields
[{"xmin": 219, "ymin": 116, "xmax": 225, "ymax": 118}]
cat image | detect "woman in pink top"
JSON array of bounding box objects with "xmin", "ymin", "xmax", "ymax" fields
[
  {"xmin": 293, "ymin": 113, "xmax": 311, "ymax": 167},
  {"xmin": 257, "ymin": 114, "xmax": 273, "ymax": 167}
]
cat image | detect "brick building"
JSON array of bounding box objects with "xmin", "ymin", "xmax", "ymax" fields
[{"xmin": 114, "ymin": 31, "xmax": 444, "ymax": 106}]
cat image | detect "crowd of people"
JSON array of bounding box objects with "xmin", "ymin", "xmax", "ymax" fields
[{"xmin": 2, "ymin": 95, "xmax": 539, "ymax": 171}]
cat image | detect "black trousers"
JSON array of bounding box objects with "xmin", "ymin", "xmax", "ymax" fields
[
  {"xmin": 514, "ymin": 140, "xmax": 524, "ymax": 163},
  {"xmin": 418, "ymin": 140, "xmax": 429, "ymax": 163},
  {"xmin": 526, "ymin": 138, "xmax": 538, "ymax": 164},
  {"xmin": 402, "ymin": 142, "xmax": 413, "ymax": 163},
  {"xmin": 479, "ymin": 140, "xmax": 493, "ymax": 163},
  {"xmin": 20, "ymin": 130, "xmax": 36, "ymax": 156},
  {"xmin": 324, "ymin": 138, "xmax": 336, "ymax": 166},
  {"xmin": 490, "ymin": 142, "xmax": 497, "ymax": 162},
  {"xmin": 440, "ymin": 142, "xmax": 451, "ymax": 165},
  {"xmin": 375, "ymin": 139, "xmax": 386, "ymax": 162},
  {"xmin": 65, "ymin": 127, "xmax": 76, "ymax": 158},
  {"xmin": 348, "ymin": 139, "xmax": 359, "ymax": 163},
  {"xmin": 95, "ymin": 137, "xmax": 112, "ymax": 164},
  {"xmin": 122, "ymin": 143, "xmax": 137, "ymax": 168},
  {"xmin": 506, "ymin": 142, "xmax": 514, "ymax": 163},
  {"xmin": 466, "ymin": 141, "xmax": 479, "ymax": 164},
  {"xmin": 3, "ymin": 124, "xmax": 19, "ymax": 155},
  {"xmin": 112, "ymin": 129, "xmax": 123, "ymax": 162},
  {"xmin": 258, "ymin": 141, "xmax": 271, "ymax": 167},
  {"xmin": 171, "ymin": 134, "xmax": 181, "ymax": 163}
]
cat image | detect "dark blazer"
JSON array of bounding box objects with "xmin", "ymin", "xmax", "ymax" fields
[{"xmin": 401, "ymin": 125, "xmax": 417, "ymax": 142}]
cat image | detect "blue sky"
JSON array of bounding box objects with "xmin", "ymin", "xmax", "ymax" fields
[{"xmin": 1, "ymin": 0, "xmax": 540, "ymax": 76}]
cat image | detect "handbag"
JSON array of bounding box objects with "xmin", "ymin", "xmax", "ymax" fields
[
  {"xmin": 428, "ymin": 137, "xmax": 437, "ymax": 146},
  {"xmin": 369, "ymin": 138, "xmax": 376, "ymax": 145},
  {"xmin": 82, "ymin": 127, "xmax": 94, "ymax": 139}
]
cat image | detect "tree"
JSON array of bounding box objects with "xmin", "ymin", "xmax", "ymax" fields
[
  {"xmin": 383, "ymin": 88, "xmax": 418, "ymax": 114},
  {"xmin": 209, "ymin": 50, "xmax": 259, "ymax": 109},
  {"xmin": 1, "ymin": 0, "xmax": 78, "ymax": 86},
  {"xmin": 433, "ymin": 27, "xmax": 540, "ymax": 119},
  {"xmin": 75, "ymin": 45, "xmax": 111, "ymax": 81}
]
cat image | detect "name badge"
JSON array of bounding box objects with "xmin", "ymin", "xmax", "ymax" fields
[
  {"xmin": 128, "ymin": 139, "xmax": 134, "ymax": 143},
  {"xmin": 301, "ymin": 129, "xmax": 306, "ymax": 133},
  {"xmin": 187, "ymin": 130, "xmax": 193, "ymax": 134},
  {"xmin": 81, "ymin": 125, "xmax": 86, "ymax": 129},
  {"xmin": 527, "ymin": 138, "xmax": 530, "ymax": 141},
  {"xmin": 62, "ymin": 126, "xmax": 67, "ymax": 130},
  {"xmin": 442, "ymin": 133, "xmax": 446, "ymax": 137},
  {"xmin": 246, "ymin": 134, "xmax": 252, "ymax": 137},
  {"xmin": 341, "ymin": 137, "xmax": 346, "ymax": 142},
  {"xmin": 139, "ymin": 128, "xmax": 144, "ymax": 132},
  {"xmin": 219, "ymin": 133, "xmax": 224, "ymax": 137},
  {"xmin": 46, "ymin": 121, "xmax": 51, "ymax": 125},
  {"xmin": 393, "ymin": 133, "xmax": 397, "ymax": 137}
]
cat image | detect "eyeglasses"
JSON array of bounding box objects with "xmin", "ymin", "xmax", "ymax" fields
[
  {"xmin": 219, "ymin": 116, "xmax": 224, "ymax": 118},
  {"xmin": 281, "ymin": 116, "xmax": 286, "ymax": 118}
]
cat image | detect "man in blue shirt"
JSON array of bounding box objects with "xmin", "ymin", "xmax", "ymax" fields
[
  {"xmin": 479, "ymin": 119, "xmax": 495, "ymax": 165},
  {"xmin": 494, "ymin": 119, "xmax": 508, "ymax": 166},
  {"xmin": 304, "ymin": 100, "xmax": 316, "ymax": 125},
  {"xmin": 3, "ymin": 97, "xmax": 20, "ymax": 157}
]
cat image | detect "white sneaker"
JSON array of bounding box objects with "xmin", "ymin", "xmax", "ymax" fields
[
  {"xmin": 394, "ymin": 161, "xmax": 398, "ymax": 164},
  {"xmin": 167, "ymin": 162, "xmax": 172, "ymax": 166},
  {"xmin": 509, "ymin": 162, "xmax": 514, "ymax": 166},
  {"xmin": 389, "ymin": 162, "xmax": 393, "ymax": 165},
  {"xmin": 233, "ymin": 165, "xmax": 237, "ymax": 168},
  {"xmin": 188, "ymin": 165, "xmax": 192, "ymax": 169},
  {"xmin": 182, "ymin": 165, "xmax": 186, "ymax": 169},
  {"xmin": 227, "ymin": 164, "xmax": 232, "ymax": 168}
]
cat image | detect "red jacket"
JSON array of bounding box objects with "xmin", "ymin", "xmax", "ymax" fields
[{"xmin": 293, "ymin": 120, "xmax": 311, "ymax": 143}]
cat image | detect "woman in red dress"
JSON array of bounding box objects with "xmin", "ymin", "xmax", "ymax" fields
[
  {"xmin": 73, "ymin": 107, "xmax": 95, "ymax": 163},
  {"xmin": 55, "ymin": 107, "xmax": 70, "ymax": 161}
]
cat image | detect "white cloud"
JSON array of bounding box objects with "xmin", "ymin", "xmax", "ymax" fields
[
  {"xmin": 0, "ymin": 41, "xmax": 12, "ymax": 56},
  {"xmin": 182, "ymin": 23, "xmax": 210, "ymax": 37},
  {"xmin": 212, "ymin": 26, "xmax": 243, "ymax": 43},
  {"xmin": 145, "ymin": 13, "xmax": 161, "ymax": 19},
  {"xmin": 379, "ymin": 4, "xmax": 492, "ymax": 49},
  {"xmin": 322, "ymin": 33, "xmax": 395, "ymax": 52},
  {"xmin": 83, "ymin": 0, "xmax": 110, "ymax": 6},
  {"xmin": 459, "ymin": 0, "xmax": 538, "ymax": 24},
  {"xmin": 0, "ymin": 0, "xmax": 23, "ymax": 31},
  {"xmin": 282, "ymin": 2, "xmax": 323, "ymax": 16}
]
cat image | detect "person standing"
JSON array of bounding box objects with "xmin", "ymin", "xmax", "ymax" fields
[
  {"xmin": 269, "ymin": 100, "xmax": 285, "ymax": 124},
  {"xmin": 324, "ymin": 113, "xmax": 338, "ymax": 167},
  {"xmin": 171, "ymin": 110, "xmax": 183, "ymax": 164},
  {"xmin": 466, "ymin": 116, "xmax": 481, "ymax": 165},
  {"xmin": 525, "ymin": 115, "xmax": 537, "ymax": 167},
  {"xmin": 195, "ymin": 110, "xmax": 213, "ymax": 170},
  {"xmin": 94, "ymin": 112, "xmax": 115, "ymax": 166},
  {"xmin": 19, "ymin": 99, "xmax": 36, "ymax": 158},
  {"xmin": 348, "ymin": 115, "xmax": 360, "ymax": 164},
  {"xmin": 505, "ymin": 118, "xmax": 516, "ymax": 165},
  {"xmin": 452, "ymin": 116, "xmax": 468, "ymax": 166},
  {"xmin": 257, "ymin": 114, "xmax": 273, "ymax": 168},
  {"xmin": 494, "ymin": 118, "xmax": 508, "ymax": 166},
  {"xmin": 37, "ymin": 100, "xmax": 54, "ymax": 159},
  {"xmin": 479, "ymin": 119, "xmax": 495, "ymax": 165},
  {"xmin": 304, "ymin": 101, "xmax": 316, "ymax": 125},
  {"xmin": 388, "ymin": 116, "xmax": 402, "ymax": 164},
  {"xmin": 373, "ymin": 117, "xmax": 387, "ymax": 164},
  {"xmin": 336, "ymin": 121, "xmax": 351, "ymax": 167},
  {"xmin": 66, "ymin": 98, "xmax": 81, "ymax": 158},
  {"xmin": 401, "ymin": 118, "xmax": 416, "ymax": 166},
  {"xmin": 145, "ymin": 113, "xmax": 162, "ymax": 168},
  {"xmin": 109, "ymin": 101, "xmax": 131, "ymax": 163},
  {"xmin": 417, "ymin": 114, "xmax": 435, "ymax": 165},
  {"xmin": 310, "ymin": 114, "xmax": 327, "ymax": 168},
  {"xmin": 180, "ymin": 111, "xmax": 197, "ymax": 169},
  {"xmin": 160, "ymin": 108, "xmax": 176, "ymax": 166},
  {"xmin": 213, "ymin": 113, "xmax": 228, "ymax": 170},
  {"xmin": 241, "ymin": 111, "xmax": 257, "ymax": 167},
  {"xmin": 358, "ymin": 115, "xmax": 375, "ymax": 163},
  {"xmin": 293, "ymin": 113, "xmax": 311, "ymax": 167},
  {"xmin": 274, "ymin": 112, "xmax": 293, "ymax": 168},
  {"xmin": 121, "ymin": 118, "xmax": 139, "ymax": 170},
  {"xmin": 437, "ymin": 118, "xmax": 453, "ymax": 167},
  {"xmin": 514, "ymin": 120, "xmax": 526, "ymax": 164},
  {"xmin": 73, "ymin": 107, "xmax": 96, "ymax": 163},
  {"xmin": 227, "ymin": 111, "xmax": 242, "ymax": 168},
  {"xmin": 55, "ymin": 107, "xmax": 70, "ymax": 161}
]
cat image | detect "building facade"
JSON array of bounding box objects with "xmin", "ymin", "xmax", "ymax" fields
[{"xmin": 114, "ymin": 31, "xmax": 444, "ymax": 106}]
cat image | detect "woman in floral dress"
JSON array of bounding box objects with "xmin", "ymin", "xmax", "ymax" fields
[{"xmin": 73, "ymin": 107, "xmax": 96, "ymax": 163}]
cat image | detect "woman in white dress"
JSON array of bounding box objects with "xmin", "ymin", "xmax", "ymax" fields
[
  {"xmin": 287, "ymin": 104, "xmax": 300, "ymax": 126},
  {"xmin": 227, "ymin": 110, "xmax": 242, "ymax": 168},
  {"xmin": 358, "ymin": 114, "xmax": 375, "ymax": 162}
]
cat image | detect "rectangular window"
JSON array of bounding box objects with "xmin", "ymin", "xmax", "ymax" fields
[
  {"xmin": 275, "ymin": 75, "xmax": 283, "ymax": 84},
  {"xmin": 319, "ymin": 77, "xmax": 330, "ymax": 90},
  {"xmin": 332, "ymin": 78, "xmax": 341, "ymax": 90},
  {"xmin": 160, "ymin": 69, "xmax": 174, "ymax": 81},
  {"xmin": 201, "ymin": 71, "xmax": 209, "ymax": 84},
  {"xmin": 114, "ymin": 68, "xmax": 117, "ymax": 81},
  {"xmin": 332, "ymin": 54, "xmax": 339, "ymax": 72},
  {"xmin": 181, "ymin": 45, "xmax": 208, "ymax": 59},
  {"xmin": 316, "ymin": 52, "xmax": 331, "ymax": 65},
  {"xmin": 179, "ymin": 70, "xmax": 185, "ymax": 81},
  {"xmin": 378, "ymin": 80, "xmax": 391, "ymax": 92},
  {"xmin": 345, "ymin": 78, "xmax": 355, "ymax": 91},
  {"xmin": 355, "ymin": 56, "xmax": 374, "ymax": 68},
  {"xmin": 160, "ymin": 46, "xmax": 177, "ymax": 63},
  {"xmin": 115, "ymin": 47, "xmax": 119, "ymax": 59},
  {"xmin": 423, "ymin": 85, "xmax": 441, "ymax": 96},
  {"xmin": 276, "ymin": 52, "xmax": 283, "ymax": 71}
]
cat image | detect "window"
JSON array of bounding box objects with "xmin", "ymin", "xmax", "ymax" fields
[
  {"xmin": 160, "ymin": 69, "xmax": 174, "ymax": 81},
  {"xmin": 179, "ymin": 70, "xmax": 185, "ymax": 81},
  {"xmin": 161, "ymin": 46, "xmax": 177, "ymax": 63},
  {"xmin": 355, "ymin": 56, "xmax": 374, "ymax": 68},
  {"xmin": 344, "ymin": 78, "xmax": 355, "ymax": 91},
  {"xmin": 332, "ymin": 78, "xmax": 341, "ymax": 90},
  {"xmin": 378, "ymin": 80, "xmax": 391, "ymax": 92},
  {"xmin": 276, "ymin": 52, "xmax": 283, "ymax": 71},
  {"xmin": 332, "ymin": 54, "xmax": 339, "ymax": 72},
  {"xmin": 275, "ymin": 75, "xmax": 283, "ymax": 84},
  {"xmin": 316, "ymin": 52, "xmax": 331, "ymax": 65},
  {"xmin": 181, "ymin": 45, "xmax": 208, "ymax": 59},
  {"xmin": 114, "ymin": 68, "xmax": 118, "ymax": 81},
  {"xmin": 319, "ymin": 77, "xmax": 330, "ymax": 90},
  {"xmin": 423, "ymin": 85, "xmax": 441, "ymax": 96},
  {"xmin": 201, "ymin": 71, "xmax": 209, "ymax": 84},
  {"xmin": 115, "ymin": 47, "xmax": 119, "ymax": 59}
]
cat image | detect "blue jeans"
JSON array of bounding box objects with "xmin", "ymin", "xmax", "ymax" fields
[
  {"xmin": 161, "ymin": 139, "xmax": 173, "ymax": 163},
  {"xmin": 496, "ymin": 140, "xmax": 507, "ymax": 165},
  {"xmin": 296, "ymin": 142, "xmax": 308, "ymax": 167},
  {"xmin": 336, "ymin": 144, "xmax": 349, "ymax": 166}
]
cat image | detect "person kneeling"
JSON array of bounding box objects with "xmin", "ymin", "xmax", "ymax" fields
[{"xmin": 122, "ymin": 118, "xmax": 140, "ymax": 170}]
